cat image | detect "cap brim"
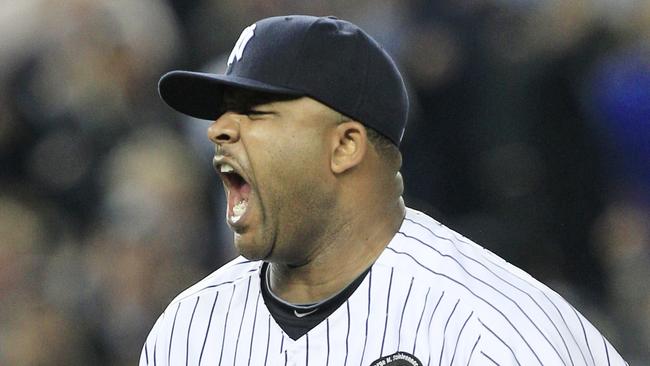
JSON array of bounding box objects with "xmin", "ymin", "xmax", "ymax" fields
[{"xmin": 158, "ymin": 71, "xmax": 302, "ymax": 120}]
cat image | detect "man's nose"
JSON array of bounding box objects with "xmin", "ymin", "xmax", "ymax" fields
[{"xmin": 208, "ymin": 112, "xmax": 241, "ymax": 145}]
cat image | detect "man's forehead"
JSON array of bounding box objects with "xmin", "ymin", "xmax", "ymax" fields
[
  {"xmin": 222, "ymin": 87, "xmax": 301, "ymax": 109},
  {"xmin": 220, "ymin": 87, "xmax": 343, "ymax": 123}
]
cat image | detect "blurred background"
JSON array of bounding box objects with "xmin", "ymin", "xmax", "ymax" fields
[{"xmin": 0, "ymin": 0, "xmax": 648, "ymax": 364}]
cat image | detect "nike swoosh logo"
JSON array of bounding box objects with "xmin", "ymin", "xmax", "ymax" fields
[{"xmin": 293, "ymin": 308, "xmax": 319, "ymax": 318}]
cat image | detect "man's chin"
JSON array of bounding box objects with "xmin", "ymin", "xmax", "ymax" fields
[{"xmin": 234, "ymin": 237, "xmax": 272, "ymax": 261}]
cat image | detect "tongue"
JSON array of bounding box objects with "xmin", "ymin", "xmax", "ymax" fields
[{"xmin": 239, "ymin": 181, "xmax": 251, "ymax": 198}]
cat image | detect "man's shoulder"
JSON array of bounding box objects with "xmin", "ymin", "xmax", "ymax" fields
[
  {"xmin": 381, "ymin": 207, "xmax": 505, "ymax": 275},
  {"xmin": 380, "ymin": 207, "xmax": 564, "ymax": 313},
  {"xmin": 378, "ymin": 208, "xmax": 627, "ymax": 365},
  {"xmin": 168, "ymin": 256, "xmax": 261, "ymax": 308}
]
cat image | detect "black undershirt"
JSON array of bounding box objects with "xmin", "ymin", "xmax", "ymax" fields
[{"xmin": 260, "ymin": 262, "xmax": 370, "ymax": 340}]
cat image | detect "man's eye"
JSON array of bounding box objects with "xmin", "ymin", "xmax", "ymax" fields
[{"xmin": 245, "ymin": 110, "xmax": 271, "ymax": 117}]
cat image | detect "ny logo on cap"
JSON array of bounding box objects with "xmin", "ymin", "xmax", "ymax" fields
[{"xmin": 227, "ymin": 24, "xmax": 256, "ymax": 66}]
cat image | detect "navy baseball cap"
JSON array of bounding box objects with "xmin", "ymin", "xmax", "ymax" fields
[{"xmin": 159, "ymin": 15, "xmax": 409, "ymax": 146}]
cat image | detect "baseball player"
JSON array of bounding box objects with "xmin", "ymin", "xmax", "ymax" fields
[{"xmin": 141, "ymin": 15, "xmax": 627, "ymax": 365}]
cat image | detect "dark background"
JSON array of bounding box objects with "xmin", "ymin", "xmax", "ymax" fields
[{"xmin": 0, "ymin": 1, "xmax": 648, "ymax": 364}]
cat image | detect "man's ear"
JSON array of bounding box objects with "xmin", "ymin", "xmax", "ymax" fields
[{"xmin": 330, "ymin": 121, "xmax": 368, "ymax": 174}]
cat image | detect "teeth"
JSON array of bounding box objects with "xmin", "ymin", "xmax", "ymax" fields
[
  {"xmin": 220, "ymin": 164, "xmax": 234, "ymax": 173},
  {"xmin": 233, "ymin": 200, "xmax": 247, "ymax": 216},
  {"xmin": 231, "ymin": 200, "xmax": 248, "ymax": 223}
]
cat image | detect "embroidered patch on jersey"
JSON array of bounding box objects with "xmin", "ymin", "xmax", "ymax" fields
[{"xmin": 370, "ymin": 351, "xmax": 422, "ymax": 366}]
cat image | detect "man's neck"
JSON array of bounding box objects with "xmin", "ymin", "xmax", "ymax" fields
[{"xmin": 267, "ymin": 199, "xmax": 405, "ymax": 304}]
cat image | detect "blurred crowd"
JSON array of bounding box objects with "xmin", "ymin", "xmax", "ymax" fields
[{"xmin": 0, "ymin": 0, "xmax": 648, "ymax": 364}]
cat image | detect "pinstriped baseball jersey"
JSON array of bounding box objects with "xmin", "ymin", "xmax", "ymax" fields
[{"xmin": 140, "ymin": 207, "xmax": 627, "ymax": 365}]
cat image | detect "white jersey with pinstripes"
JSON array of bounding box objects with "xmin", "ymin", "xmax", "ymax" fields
[{"xmin": 140, "ymin": 207, "xmax": 627, "ymax": 366}]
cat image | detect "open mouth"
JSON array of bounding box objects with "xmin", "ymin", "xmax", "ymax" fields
[{"xmin": 218, "ymin": 163, "xmax": 252, "ymax": 225}]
